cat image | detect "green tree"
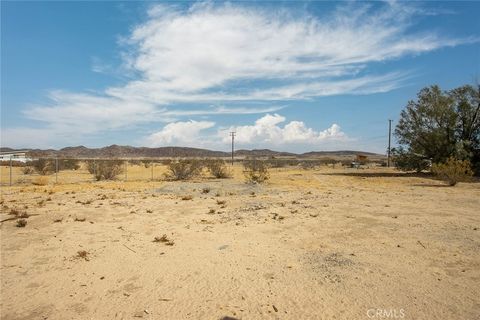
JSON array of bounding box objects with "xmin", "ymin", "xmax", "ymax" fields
[{"xmin": 395, "ymin": 84, "xmax": 480, "ymax": 174}]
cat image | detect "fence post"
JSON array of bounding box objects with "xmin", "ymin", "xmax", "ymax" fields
[
  {"xmin": 55, "ymin": 158, "xmax": 58, "ymax": 184},
  {"xmin": 9, "ymin": 156, "xmax": 12, "ymax": 186},
  {"xmin": 125, "ymin": 160, "xmax": 128, "ymax": 181},
  {"xmin": 93, "ymin": 159, "xmax": 96, "ymax": 181},
  {"xmin": 151, "ymin": 161, "xmax": 154, "ymax": 181}
]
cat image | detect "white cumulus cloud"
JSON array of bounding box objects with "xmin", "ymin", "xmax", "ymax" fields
[
  {"xmin": 143, "ymin": 114, "xmax": 348, "ymax": 150},
  {"xmin": 145, "ymin": 120, "xmax": 215, "ymax": 147},
  {"xmin": 220, "ymin": 114, "xmax": 347, "ymax": 145}
]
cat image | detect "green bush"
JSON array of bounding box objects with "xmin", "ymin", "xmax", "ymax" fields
[
  {"xmin": 29, "ymin": 159, "xmax": 55, "ymax": 175},
  {"xmin": 204, "ymin": 159, "xmax": 230, "ymax": 178},
  {"xmin": 59, "ymin": 159, "xmax": 80, "ymax": 170},
  {"xmin": 243, "ymin": 159, "xmax": 269, "ymax": 183},
  {"xmin": 86, "ymin": 160, "xmax": 124, "ymax": 181},
  {"xmin": 164, "ymin": 159, "xmax": 203, "ymax": 180},
  {"xmin": 431, "ymin": 157, "xmax": 473, "ymax": 186}
]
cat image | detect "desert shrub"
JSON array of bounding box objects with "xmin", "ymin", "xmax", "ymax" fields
[
  {"xmin": 266, "ymin": 159, "xmax": 288, "ymax": 168},
  {"xmin": 29, "ymin": 159, "xmax": 55, "ymax": 175},
  {"xmin": 59, "ymin": 159, "xmax": 80, "ymax": 170},
  {"xmin": 85, "ymin": 160, "xmax": 96, "ymax": 174},
  {"xmin": 88, "ymin": 160, "xmax": 124, "ymax": 181},
  {"xmin": 243, "ymin": 159, "xmax": 269, "ymax": 183},
  {"xmin": 164, "ymin": 159, "xmax": 203, "ymax": 180},
  {"xmin": 0, "ymin": 160, "xmax": 26, "ymax": 167},
  {"xmin": 128, "ymin": 160, "xmax": 142, "ymax": 166},
  {"xmin": 299, "ymin": 161, "xmax": 317, "ymax": 170},
  {"xmin": 32, "ymin": 176, "xmax": 49, "ymax": 186},
  {"xmin": 431, "ymin": 157, "xmax": 473, "ymax": 186},
  {"xmin": 16, "ymin": 219, "xmax": 27, "ymax": 227},
  {"xmin": 22, "ymin": 166, "xmax": 34, "ymax": 174},
  {"xmin": 141, "ymin": 160, "xmax": 151, "ymax": 168},
  {"xmin": 204, "ymin": 159, "xmax": 230, "ymax": 178}
]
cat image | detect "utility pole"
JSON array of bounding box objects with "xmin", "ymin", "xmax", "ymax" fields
[
  {"xmin": 229, "ymin": 131, "xmax": 236, "ymax": 166},
  {"xmin": 387, "ymin": 119, "xmax": 393, "ymax": 167},
  {"xmin": 9, "ymin": 156, "xmax": 12, "ymax": 186}
]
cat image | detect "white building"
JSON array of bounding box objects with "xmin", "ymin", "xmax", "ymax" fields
[{"xmin": 0, "ymin": 151, "xmax": 30, "ymax": 163}]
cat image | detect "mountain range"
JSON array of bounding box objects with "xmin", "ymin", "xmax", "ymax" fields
[{"xmin": 0, "ymin": 145, "xmax": 384, "ymax": 159}]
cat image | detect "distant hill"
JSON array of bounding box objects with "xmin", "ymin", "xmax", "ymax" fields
[
  {"xmin": 299, "ymin": 150, "xmax": 381, "ymax": 158},
  {"xmin": 2, "ymin": 145, "xmax": 384, "ymax": 159},
  {"xmin": 234, "ymin": 149, "xmax": 296, "ymax": 157}
]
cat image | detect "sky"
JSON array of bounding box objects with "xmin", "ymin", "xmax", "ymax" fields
[{"xmin": 1, "ymin": 1, "xmax": 479, "ymax": 153}]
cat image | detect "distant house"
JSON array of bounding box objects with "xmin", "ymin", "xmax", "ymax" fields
[
  {"xmin": 0, "ymin": 151, "xmax": 30, "ymax": 163},
  {"xmin": 351, "ymin": 154, "xmax": 369, "ymax": 168}
]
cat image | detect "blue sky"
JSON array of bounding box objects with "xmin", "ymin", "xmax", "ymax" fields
[{"xmin": 1, "ymin": 1, "xmax": 479, "ymax": 153}]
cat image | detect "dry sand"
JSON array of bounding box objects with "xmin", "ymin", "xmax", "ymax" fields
[{"xmin": 1, "ymin": 166, "xmax": 479, "ymax": 319}]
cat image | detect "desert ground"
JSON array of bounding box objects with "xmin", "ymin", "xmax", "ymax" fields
[{"xmin": 1, "ymin": 164, "xmax": 479, "ymax": 320}]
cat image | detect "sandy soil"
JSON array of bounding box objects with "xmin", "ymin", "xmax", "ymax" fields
[{"xmin": 1, "ymin": 166, "xmax": 479, "ymax": 320}]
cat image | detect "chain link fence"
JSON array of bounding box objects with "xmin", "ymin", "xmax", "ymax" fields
[
  {"xmin": 0, "ymin": 157, "xmax": 362, "ymax": 186},
  {"xmin": 0, "ymin": 158, "xmax": 174, "ymax": 186}
]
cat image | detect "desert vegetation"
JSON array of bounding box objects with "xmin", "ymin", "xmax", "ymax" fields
[
  {"xmin": 164, "ymin": 159, "xmax": 203, "ymax": 180},
  {"xmin": 204, "ymin": 159, "xmax": 230, "ymax": 178},
  {"xmin": 394, "ymin": 84, "xmax": 480, "ymax": 175},
  {"xmin": 432, "ymin": 157, "xmax": 474, "ymax": 186},
  {"xmin": 243, "ymin": 158, "xmax": 270, "ymax": 183},
  {"xmin": 86, "ymin": 160, "xmax": 124, "ymax": 181}
]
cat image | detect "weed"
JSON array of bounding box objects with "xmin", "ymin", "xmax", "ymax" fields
[
  {"xmin": 204, "ymin": 159, "xmax": 230, "ymax": 178},
  {"xmin": 432, "ymin": 157, "xmax": 474, "ymax": 186},
  {"xmin": 76, "ymin": 250, "xmax": 89, "ymax": 261},
  {"xmin": 164, "ymin": 159, "xmax": 203, "ymax": 181},
  {"xmin": 16, "ymin": 219, "xmax": 27, "ymax": 227},
  {"xmin": 153, "ymin": 234, "xmax": 174, "ymax": 246},
  {"xmin": 32, "ymin": 176, "xmax": 49, "ymax": 186},
  {"xmin": 243, "ymin": 159, "xmax": 269, "ymax": 183},
  {"xmin": 9, "ymin": 208, "xmax": 20, "ymax": 216}
]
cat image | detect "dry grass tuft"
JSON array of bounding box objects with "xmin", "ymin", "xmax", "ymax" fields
[
  {"xmin": 153, "ymin": 234, "xmax": 175, "ymax": 246},
  {"xmin": 32, "ymin": 176, "xmax": 49, "ymax": 186},
  {"xmin": 9, "ymin": 208, "xmax": 20, "ymax": 216},
  {"xmin": 16, "ymin": 219, "xmax": 27, "ymax": 227},
  {"xmin": 76, "ymin": 250, "xmax": 89, "ymax": 261}
]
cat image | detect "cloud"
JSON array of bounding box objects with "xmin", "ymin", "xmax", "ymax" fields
[
  {"xmin": 143, "ymin": 114, "xmax": 348, "ymax": 150},
  {"xmin": 145, "ymin": 120, "xmax": 215, "ymax": 147},
  {"xmin": 220, "ymin": 114, "xmax": 347, "ymax": 145},
  {"xmin": 4, "ymin": 1, "xmax": 476, "ymax": 148},
  {"xmin": 108, "ymin": 1, "xmax": 471, "ymax": 104}
]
